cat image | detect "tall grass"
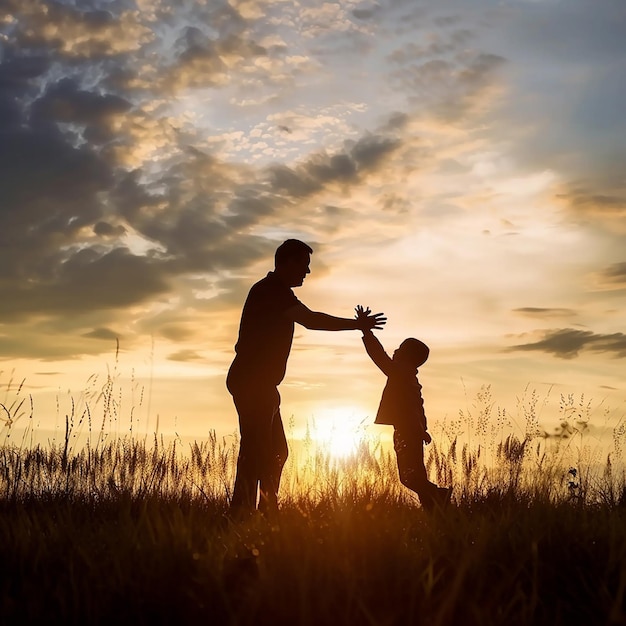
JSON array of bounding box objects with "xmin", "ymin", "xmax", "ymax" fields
[{"xmin": 1, "ymin": 374, "xmax": 626, "ymax": 625}]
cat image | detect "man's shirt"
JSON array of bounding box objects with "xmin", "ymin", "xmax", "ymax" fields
[{"xmin": 231, "ymin": 271, "xmax": 301, "ymax": 386}]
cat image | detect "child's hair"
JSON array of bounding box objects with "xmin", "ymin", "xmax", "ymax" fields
[{"xmin": 401, "ymin": 338, "xmax": 430, "ymax": 368}]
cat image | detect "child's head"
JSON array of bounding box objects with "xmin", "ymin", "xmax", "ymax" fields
[{"xmin": 393, "ymin": 338, "xmax": 429, "ymax": 369}]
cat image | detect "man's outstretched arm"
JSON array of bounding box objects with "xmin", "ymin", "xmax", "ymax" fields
[{"xmin": 286, "ymin": 302, "xmax": 386, "ymax": 332}]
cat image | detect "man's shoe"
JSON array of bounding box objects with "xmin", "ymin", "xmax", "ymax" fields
[{"xmin": 433, "ymin": 486, "xmax": 453, "ymax": 509}]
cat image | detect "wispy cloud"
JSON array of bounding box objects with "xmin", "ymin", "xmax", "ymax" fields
[
  {"xmin": 509, "ymin": 328, "xmax": 626, "ymax": 359},
  {"xmin": 513, "ymin": 308, "xmax": 578, "ymax": 319},
  {"xmin": 599, "ymin": 262, "xmax": 626, "ymax": 286}
]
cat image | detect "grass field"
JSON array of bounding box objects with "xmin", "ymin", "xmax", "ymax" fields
[{"xmin": 1, "ymin": 379, "xmax": 626, "ymax": 625}]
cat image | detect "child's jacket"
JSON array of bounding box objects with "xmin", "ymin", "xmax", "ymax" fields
[{"xmin": 362, "ymin": 333, "xmax": 427, "ymax": 433}]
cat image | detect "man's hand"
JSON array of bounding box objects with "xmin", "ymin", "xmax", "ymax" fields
[
  {"xmin": 355, "ymin": 305, "xmax": 387, "ymax": 332},
  {"xmin": 423, "ymin": 431, "xmax": 432, "ymax": 445}
]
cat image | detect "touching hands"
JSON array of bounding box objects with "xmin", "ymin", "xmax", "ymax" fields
[{"xmin": 354, "ymin": 305, "xmax": 387, "ymax": 332}]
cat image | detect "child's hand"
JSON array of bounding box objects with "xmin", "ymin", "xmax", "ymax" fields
[
  {"xmin": 355, "ymin": 305, "xmax": 371, "ymax": 320},
  {"xmin": 355, "ymin": 305, "xmax": 386, "ymax": 332},
  {"xmin": 423, "ymin": 431, "xmax": 432, "ymax": 445},
  {"xmin": 355, "ymin": 305, "xmax": 371, "ymax": 335}
]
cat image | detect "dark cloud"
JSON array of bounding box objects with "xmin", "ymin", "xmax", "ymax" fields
[
  {"xmin": 0, "ymin": 116, "xmax": 171, "ymax": 326},
  {"xmin": 268, "ymin": 131, "xmax": 402, "ymax": 199},
  {"xmin": 353, "ymin": 7, "xmax": 378, "ymax": 21},
  {"xmin": 351, "ymin": 134, "xmax": 399, "ymax": 169},
  {"xmin": 94, "ymin": 221, "xmax": 127, "ymax": 237},
  {"xmin": 381, "ymin": 111, "xmax": 410, "ymax": 132},
  {"xmin": 2, "ymin": 248, "xmax": 171, "ymax": 321},
  {"xmin": 0, "ymin": 54, "xmax": 44, "ymax": 130},
  {"xmin": 110, "ymin": 156, "xmax": 276, "ymax": 275},
  {"xmin": 509, "ymin": 328, "xmax": 626, "ymax": 359},
  {"xmin": 0, "ymin": 54, "xmax": 50, "ymax": 88},
  {"xmin": 0, "ymin": 128, "xmax": 112, "ymax": 287},
  {"xmin": 31, "ymin": 78, "xmax": 132, "ymax": 142}
]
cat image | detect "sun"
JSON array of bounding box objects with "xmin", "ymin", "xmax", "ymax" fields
[{"xmin": 310, "ymin": 407, "xmax": 369, "ymax": 458}]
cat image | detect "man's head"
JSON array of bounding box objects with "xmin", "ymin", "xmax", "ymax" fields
[
  {"xmin": 393, "ymin": 338, "xmax": 430, "ymax": 369},
  {"xmin": 274, "ymin": 239, "xmax": 313, "ymax": 287}
]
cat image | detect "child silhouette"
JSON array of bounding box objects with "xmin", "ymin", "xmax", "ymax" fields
[{"xmin": 356, "ymin": 305, "xmax": 451, "ymax": 510}]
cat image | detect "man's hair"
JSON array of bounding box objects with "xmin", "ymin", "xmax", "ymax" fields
[
  {"xmin": 275, "ymin": 239, "xmax": 313, "ymax": 267},
  {"xmin": 401, "ymin": 338, "xmax": 430, "ymax": 368}
]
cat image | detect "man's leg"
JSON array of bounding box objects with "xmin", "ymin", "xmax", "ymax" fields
[
  {"xmin": 258, "ymin": 405, "xmax": 288, "ymax": 515},
  {"xmin": 229, "ymin": 386, "xmax": 279, "ymax": 516}
]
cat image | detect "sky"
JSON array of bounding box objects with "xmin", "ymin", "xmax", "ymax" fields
[{"xmin": 1, "ymin": 0, "xmax": 625, "ymax": 450}]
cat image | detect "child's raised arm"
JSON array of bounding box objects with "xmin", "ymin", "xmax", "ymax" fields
[{"xmin": 355, "ymin": 305, "xmax": 393, "ymax": 376}]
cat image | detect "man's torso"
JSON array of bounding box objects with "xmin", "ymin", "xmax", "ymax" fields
[{"xmin": 229, "ymin": 272, "xmax": 301, "ymax": 387}]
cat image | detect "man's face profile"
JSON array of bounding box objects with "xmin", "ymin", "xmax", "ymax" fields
[{"xmin": 283, "ymin": 252, "xmax": 311, "ymax": 287}]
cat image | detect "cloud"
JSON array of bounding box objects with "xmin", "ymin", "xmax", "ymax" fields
[
  {"xmin": 160, "ymin": 28, "xmax": 268, "ymax": 93},
  {"xmin": 94, "ymin": 222, "xmax": 127, "ymax": 238},
  {"xmin": 83, "ymin": 328, "xmax": 120, "ymax": 341},
  {"xmin": 6, "ymin": 0, "xmax": 153, "ymax": 58},
  {"xmin": 299, "ymin": 3, "xmax": 373, "ymax": 39},
  {"xmin": 0, "ymin": 128, "xmax": 114, "ymax": 313},
  {"xmin": 513, "ymin": 308, "xmax": 578, "ymax": 319},
  {"xmin": 508, "ymin": 328, "xmax": 626, "ymax": 359},
  {"xmin": 400, "ymin": 53, "xmax": 506, "ymax": 122},
  {"xmin": 2, "ymin": 248, "xmax": 172, "ymax": 321},
  {"xmin": 0, "ymin": 321, "xmax": 122, "ymax": 361},
  {"xmin": 167, "ymin": 349, "xmax": 205, "ymax": 363},
  {"xmin": 31, "ymin": 78, "xmax": 132, "ymax": 143},
  {"xmin": 268, "ymin": 129, "xmax": 403, "ymax": 199},
  {"xmin": 600, "ymin": 262, "xmax": 626, "ymax": 286},
  {"xmin": 590, "ymin": 261, "xmax": 626, "ymax": 290},
  {"xmin": 555, "ymin": 187, "xmax": 626, "ymax": 223}
]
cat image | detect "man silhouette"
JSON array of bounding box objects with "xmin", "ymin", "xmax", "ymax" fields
[{"xmin": 226, "ymin": 239, "xmax": 386, "ymax": 517}]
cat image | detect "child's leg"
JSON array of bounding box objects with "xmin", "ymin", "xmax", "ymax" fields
[{"xmin": 393, "ymin": 426, "xmax": 439, "ymax": 507}]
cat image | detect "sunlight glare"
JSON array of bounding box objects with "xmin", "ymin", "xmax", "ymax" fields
[{"xmin": 311, "ymin": 407, "xmax": 369, "ymax": 459}]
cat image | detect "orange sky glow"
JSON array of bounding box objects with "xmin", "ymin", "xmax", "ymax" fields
[{"xmin": 1, "ymin": 0, "xmax": 625, "ymax": 457}]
